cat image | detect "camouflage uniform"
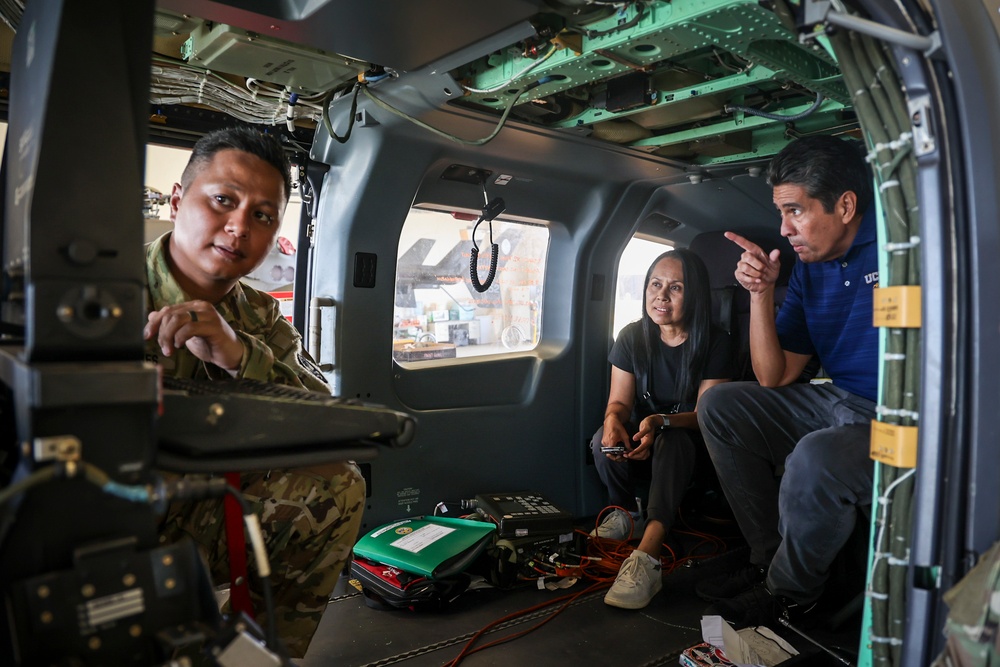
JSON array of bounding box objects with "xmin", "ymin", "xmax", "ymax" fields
[{"xmin": 147, "ymin": 234, "xmax": 365, "ymax": 658}]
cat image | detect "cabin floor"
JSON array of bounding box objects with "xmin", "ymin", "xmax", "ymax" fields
[{"xmin": 301, "ymin": 511, "xmax": 864, "ymax": 667}]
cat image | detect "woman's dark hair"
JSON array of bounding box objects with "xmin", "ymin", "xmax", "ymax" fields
[
  {"xmin": 635, "ymin": 248, "xmax": 713, "ymax": 403},
  {"xmin": 767, "ymin": 134, "xmax": 873, "ymax": 215},
  {"xmin": 182, "ymin": 126, "xmax": 292, "ymax": 202}
]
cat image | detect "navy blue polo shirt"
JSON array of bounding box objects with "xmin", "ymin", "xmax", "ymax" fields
[{"xmin": 776, "ymin": 207, "xmax": 879, "ymax": 402}]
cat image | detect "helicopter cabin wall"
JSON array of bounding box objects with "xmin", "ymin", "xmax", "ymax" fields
[{"xmin": 306, "ymin": 95, "xmax": 680, "ymax": 530}]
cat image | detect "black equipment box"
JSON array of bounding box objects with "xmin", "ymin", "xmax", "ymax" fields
[{"xmin": 474, "ymin": 492, "xmax": 574, "ymax": 538}]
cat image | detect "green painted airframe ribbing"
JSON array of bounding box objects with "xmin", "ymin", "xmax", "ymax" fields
[{"xmin": 455, "ymin": 0, "xmax": 847, "ymax": 163}]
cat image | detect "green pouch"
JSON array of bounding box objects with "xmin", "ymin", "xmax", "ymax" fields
[{"xmin": 353, "ymin": 515, "xmax": 496, "ymax": 580}]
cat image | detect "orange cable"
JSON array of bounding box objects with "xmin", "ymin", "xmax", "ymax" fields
[{"xmin": 439, "ymin": 505, "xmax": 737, "ymax": 665}]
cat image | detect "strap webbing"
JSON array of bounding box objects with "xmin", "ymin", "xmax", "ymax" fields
[{"xmin": 223, "ymin": 472, "xmax": 254, "ymax": 617}]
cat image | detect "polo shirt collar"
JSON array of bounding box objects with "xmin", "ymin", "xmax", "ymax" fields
[{"xmin": 841, "ymin": 206, "xmax": 877, "ymax": 259}]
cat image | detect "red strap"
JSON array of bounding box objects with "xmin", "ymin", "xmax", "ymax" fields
[{"xmin": 224, "ymin": 472, "xmax": 254, "ymax": 617}]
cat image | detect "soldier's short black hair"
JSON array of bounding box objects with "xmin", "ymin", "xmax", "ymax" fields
[{"xmin": 182, "ymin": 126, "xmax": 292, "ymax": 202}]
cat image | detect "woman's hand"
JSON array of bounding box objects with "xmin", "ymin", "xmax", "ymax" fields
[
  {"xmin": 145, "ymin": 301, "xmax": 245, "ymax": 374},
  {"xmin": 601, "ymin": 413, "xmax": 632, "ymax": 461},
  {"xmin": 626, "ymin": 414, "xmax": 666, "ymax": 461}
]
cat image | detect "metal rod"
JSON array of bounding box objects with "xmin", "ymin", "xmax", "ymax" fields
[
  {"xmin": 825, "ymin": 11, "xmax": 935, "ymax": 52},
  {"xmin": 777, "ymin": 616, "xmax": 854, "ymax": 666}
]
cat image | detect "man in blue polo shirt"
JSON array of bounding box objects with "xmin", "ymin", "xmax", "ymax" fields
[{"xmin": 695, "ymin": 135, "xmax": 879, "ymax": 626}]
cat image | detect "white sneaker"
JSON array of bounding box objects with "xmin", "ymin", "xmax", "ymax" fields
[
  {"xmin": 604, "ymin": 550, "xmax": 662, "ymax": 609},
  {"xmin": 590, "ymin": 508, "xmax": 646, "ymax": 541}
]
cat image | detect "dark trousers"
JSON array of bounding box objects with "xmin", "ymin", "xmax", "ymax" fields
[
  {"xmin": 697, "ymin": 381, "xmax": 875, "ymax": 604},
  {"xmin": 590, "ymin": 424, "xmax": 699, "ymax": 528}
]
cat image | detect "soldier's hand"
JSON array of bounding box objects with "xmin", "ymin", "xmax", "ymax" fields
[{"xmin": 145, "ymin": 301, "xmax": 244, "ymax": 372}]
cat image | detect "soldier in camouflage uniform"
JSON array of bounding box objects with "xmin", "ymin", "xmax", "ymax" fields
[{"xmin": 145, "ymin": 126, "xmax": 365, "ymax": 659}]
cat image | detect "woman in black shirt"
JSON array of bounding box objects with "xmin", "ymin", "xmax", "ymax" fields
[{"xmin": 592, "ymin": 248, "xmax": 734, "ymax": 609}]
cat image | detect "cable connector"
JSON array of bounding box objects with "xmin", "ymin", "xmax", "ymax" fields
[
  {"xmin": 32, "ymin": 435, "xmax": 82, "ymax": 463},
  {"xmin": 285, "ymin": 90, "xmax": 299, "ymax": 131},
  {"xmin": 167, "ymin": 476, "xmax": 229, "ymax": 502}
]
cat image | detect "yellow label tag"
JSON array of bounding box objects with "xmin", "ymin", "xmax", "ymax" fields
[
  {"xmin": 870, "ymin": 420, "xmax": 918, "ymax": 468},
  {"xmin": 873, "ymin": 285, "xmax": 921, "ymax": 328}
]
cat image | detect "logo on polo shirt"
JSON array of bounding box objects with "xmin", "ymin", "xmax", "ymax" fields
[{"xmin": 865, "ymin": 271, "xmax": 879, "ymax": 286}]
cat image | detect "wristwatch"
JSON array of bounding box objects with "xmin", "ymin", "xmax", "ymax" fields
[{"xmin": 657, "ymin": 414, "xmax": 671, "ymax": 430}]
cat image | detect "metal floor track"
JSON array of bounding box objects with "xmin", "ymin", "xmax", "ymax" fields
[{"xmin": 301, "ymin": 529, "xmax": 862, "ymax": 666}]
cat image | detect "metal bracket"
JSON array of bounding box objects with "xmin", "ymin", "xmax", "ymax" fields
[
  {"xmin": 309, "ymin": 297, "xmax": 336, "ymax": 372},
  {"xmin": 908, "ymin": 95, "xmax": 935, "ymax": 156},
  {"xmin": 803, "ymin": 0, "xmax": 834, "ymax": 27},
  {"xmin": 354, "ymin": 108, "xmax": 380, "ymax": 127}
]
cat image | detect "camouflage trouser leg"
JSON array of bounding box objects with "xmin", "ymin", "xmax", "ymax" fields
[{"xmin": 159, "ymin": 461, "xmax": 366, "ymax": 659}]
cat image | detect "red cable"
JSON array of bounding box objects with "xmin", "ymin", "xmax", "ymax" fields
[
  {"xmin": 438, "ymin": 505, "xmax": 733, "ymax": 666},
  {"xmin": 441, "ymin": 580, "xmax": 609, "ymax": 667}
]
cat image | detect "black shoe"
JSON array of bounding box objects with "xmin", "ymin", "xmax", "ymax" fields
[
  {"xmin": 695, "ymin": 563, "xmax": 766, "ymax": 602},
  {"xmin": 704, "ymin": 584, "xmax": 818, "ymax": 629}
]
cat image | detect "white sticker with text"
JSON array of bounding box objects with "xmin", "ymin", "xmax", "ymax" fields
[{"xmin": 390, "ymin": 524, "xmax": 456, "ymax": 553}]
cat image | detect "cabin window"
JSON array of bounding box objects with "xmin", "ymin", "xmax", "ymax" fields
[
  {"xmin": 392, "ymin": 207, "xmax": 550, "ymax": 363},
  {"xmin": 613, "ymin": 237, "xmax": 673, "ymax": 339}
]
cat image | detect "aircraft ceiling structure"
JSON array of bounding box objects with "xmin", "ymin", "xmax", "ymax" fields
[
  {"xmin": 0, "ymin": 0, "xmax": 860, "ymax": 166},
  {"xmin": 455, "ymin": 1, "xmax": 858, "ymax": 165}
]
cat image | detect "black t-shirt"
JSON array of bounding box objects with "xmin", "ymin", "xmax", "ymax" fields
[{"xmin": 609, "ymin": 322, "xmax": 734, "ymax": 418}]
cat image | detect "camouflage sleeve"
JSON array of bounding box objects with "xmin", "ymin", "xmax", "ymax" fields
[{"xmin": 234, "ymin": 309, "xmax": 330, "ymax": 393}]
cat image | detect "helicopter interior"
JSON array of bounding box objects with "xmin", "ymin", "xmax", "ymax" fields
[{"xmin": 0, "ymin": 1, "xmax": 993, "ymax": 666}]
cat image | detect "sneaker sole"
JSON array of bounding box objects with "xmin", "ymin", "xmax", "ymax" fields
[
  {"xmin": 603, "ymin": 584, "xmax": 662, "ymax": 610},
  {"xmin": 592, "ymin": 533, "xmax": 630, "ymax": 541},
  {"xmin": 590, "ymin": 527, "xmax": 638, "ymax": 541}
]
